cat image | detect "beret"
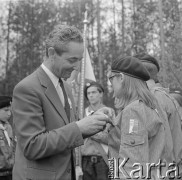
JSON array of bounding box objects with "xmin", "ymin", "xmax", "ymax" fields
[
  {"xmin": 84, "ymin": 81, "xmax": 104, "ymax": 100},
  {"xmin": 0, "ymin": 96, "xmax": 12, "ymax": 109},
  {"xmin": 111, "ymin": 56, "xmax": 150, "ymax": 81},
  {"xmin": 134, "ymin": 53, "xmax": 160, "ymax": 72}
]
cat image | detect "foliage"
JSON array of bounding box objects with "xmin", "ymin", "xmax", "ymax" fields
[{"xmin": 0, "ymin": 0, "xmax": 182, "ymax": 108}]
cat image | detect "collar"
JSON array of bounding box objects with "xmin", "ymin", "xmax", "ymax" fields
[
  {"xmin": 41, "ymin": 64, "xmax": 59, "ymax": 88},
  {"xmin": 87, "ymin": 103, "xmax": 105, "ymax": 113},
  {"xmin": 155, "ymin": 82, "xmax": 163, "ymax": 88},
  {"xmin": 146, "ymin": 79, "xmax": 156, "ymax": 90}
]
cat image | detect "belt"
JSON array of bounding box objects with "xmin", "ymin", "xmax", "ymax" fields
[{"xmin": 82, "ymin": 155, "xmax": 103, "ymax": 163}]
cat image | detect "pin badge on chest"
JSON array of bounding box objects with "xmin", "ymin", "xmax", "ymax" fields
[
  {"xmin": 68, "ymin": 98, "xmax": 72, "ymax": 109},
  {"xmin": 129, "ymin": 119, "xmax": 139, "ymax": 134}
]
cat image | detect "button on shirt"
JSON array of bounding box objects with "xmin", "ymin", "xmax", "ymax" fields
[{"xmin": 41, "ymin": 64, "xmax": 65, "ymax": 107}]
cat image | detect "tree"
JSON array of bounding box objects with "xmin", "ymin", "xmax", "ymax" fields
[{"xmin": 0, "ymin": 0, "xmax": 181, "ymax": 98}]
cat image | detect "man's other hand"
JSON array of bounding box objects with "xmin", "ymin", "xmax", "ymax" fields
[
  {"xmin": 76, "ymin": 113, "xmax": 111, "ymax": 138},
  {"xmin": 95, "ymin": 107, "xmax": 115, "ymax": 121}
]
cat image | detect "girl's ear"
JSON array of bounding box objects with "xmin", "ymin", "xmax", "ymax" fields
[
  {"xmin": 119, "ymin": 73, "xmax": 124, "ymax": 82},
  {"xmin": 48, "ymin": 47, "xmax": 56, "ymax": 59}
]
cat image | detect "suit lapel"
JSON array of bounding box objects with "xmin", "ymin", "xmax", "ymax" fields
[
  {"xmin": 45, "ymin": 84, "xmax": 69, "ymax": 125},
  {"xmin": 36, "ymin": 67, "xmax": 69, "ymax": 125}
]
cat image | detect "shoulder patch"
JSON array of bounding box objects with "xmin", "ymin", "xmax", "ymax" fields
[{"xmin": 129, "ymin": 119, "xmax": 139, "ymax": 133}]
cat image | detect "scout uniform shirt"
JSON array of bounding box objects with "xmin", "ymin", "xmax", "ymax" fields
[
  {"xmin": 0, "ymin": 121, "xmax": 14, "ymax": 176},
  {"xmin": 148, "ymin": 81, "xmax": 182, "ymax": 170},
  {"xmin": 108, "ymin": 100, "xmax": 171, "ymax": 180}
]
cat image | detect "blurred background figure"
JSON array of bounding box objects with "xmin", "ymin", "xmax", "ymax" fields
[
  {"xmin": 135, "ymin": 53, "xmax": 182, "ymax": 177},
  {"xmin": 81, "ymin": 81, "xmax": 114, "ymax": 180},
  {"xmin": 0, "ymin": 96, "xmax": 15, "ymax": 180},
  {"xmin": 170, "ymin": 89, "xmax": 182, "ymax": 121}
]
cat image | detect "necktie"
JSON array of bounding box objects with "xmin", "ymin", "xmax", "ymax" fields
[{"xmin": 59, "ymin": 79, "xmax": 70, "ymax": 122}]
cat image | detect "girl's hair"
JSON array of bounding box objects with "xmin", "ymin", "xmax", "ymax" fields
[{"xmin": 115, "ymin": 74, "xmax": 158, "ymax": 110}]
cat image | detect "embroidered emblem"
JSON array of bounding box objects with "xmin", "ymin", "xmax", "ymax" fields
[
  {"xmin": 86, "ymin": 83, "xmax": 91, "ymax": 87},
  {"xmin": 129, "ymin": 119, "xmax": 139, "ymax": 133}
]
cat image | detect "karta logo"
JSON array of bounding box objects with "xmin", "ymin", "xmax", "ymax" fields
[{"xmin": 108, "ymin": 158, "xmax": 181, "ymax": 179}]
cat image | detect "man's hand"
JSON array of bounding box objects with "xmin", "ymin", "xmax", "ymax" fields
[
  {"xmin": 76, "ymin": 113, "xmax": 111, "ymax": 138},
  {"xmin": 95, "ymin": 107, "xmax": 115, "ymax": 121}
]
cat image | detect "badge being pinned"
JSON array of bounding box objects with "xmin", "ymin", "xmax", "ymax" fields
[
  {"xmin": 68, "ymin": 98, "xmax": 72, "ymax": 109},
  {"xmin": 129, "ymin": 119, "xmax": 139, "ymax": 134}
]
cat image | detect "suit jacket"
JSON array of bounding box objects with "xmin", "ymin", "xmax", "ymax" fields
[{"xmin": 12, "ymin": 67, "xmax": 84, "ymax": 180}]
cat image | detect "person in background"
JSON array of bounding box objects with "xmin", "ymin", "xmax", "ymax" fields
[
  {"xmin": 0, "ymin": 96, "xmax": 15, "ymax": 180},
  {"xmin": 12, "ymin": 24, "xmax": 110, "ymax": 180},
  {"xmin": 134, "ymin": 53, "xmax": 182, "ymax": 177},
  {"xmin": 107, "ymin": 56, "xmax": 171, "ymax": 179},
  {"xmin": 81, "ymin": 81, "xmax": 114, "ymax": 180},
  {"xmin": 170, "ymin": 89, "xmax": 182, "ymax": 121}
]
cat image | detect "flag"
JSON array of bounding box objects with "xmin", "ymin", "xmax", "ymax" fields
[
  {"xmin": 67, "ymin": 49, "xmax": 95, "ymax": 83},
  {"xmin": 85, "ymin": 49, "xmax": 96, "ymax": 82}
]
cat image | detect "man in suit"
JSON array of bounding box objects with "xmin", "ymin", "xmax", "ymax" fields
[{"xmin": 12, "ymin": 24, "xmax": 110, "ymax": 180}]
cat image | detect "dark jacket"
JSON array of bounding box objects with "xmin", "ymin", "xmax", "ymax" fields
[
  {"xmin": 12, "ymin": 67, "xmax": 84, "ymax": 180},
  {"xmin": 0, "ymin": 122, "xmax": 15, "ymax": 176}
]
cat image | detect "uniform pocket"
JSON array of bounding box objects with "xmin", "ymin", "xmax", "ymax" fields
[
  {"xmin": 27, "ymin": 158, "xmax": 55, "ymax": 172},
  {"xmin": 120, "ymin": 133, "xmax": 146, "ymax": 163},
  {"xmin": 123, "ymin": 134, "xmax": 145, "ymax": 147}
]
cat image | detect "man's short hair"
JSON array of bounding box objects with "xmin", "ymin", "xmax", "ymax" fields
[{"xmin": 45, "ymin": 24, "xmax": 83, "ymax": 57}]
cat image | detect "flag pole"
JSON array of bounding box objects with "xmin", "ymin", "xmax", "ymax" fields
[
  {"xmin": 79, "ymin": 7, "xmax": 88, "ymax": 120},
  {"xmin": 77, "ymin": 6, "xmax": 89, "ymax": 176}
]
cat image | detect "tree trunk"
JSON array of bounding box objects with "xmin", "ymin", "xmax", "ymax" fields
[
  {"xmin": 158, "ymin": 0, "xmax": 166, "ymax": 79},
  {"xmin": 132, "ymin": 0, "xmax": 137, "ymax": 54},
  {"xmin": 5, "ymin": 1, "xmax": 11, "ymax": 94},
  {"xmin": 112, "ymin": 0, "xmax": 117, "ymax": 57},
  {"xmin": 97, "ymin": 0, "xmax": 102, "ymax": 84},
  {"xmin": 121, "ymin": 0, "xmax": 125, "ymax": 55}
]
